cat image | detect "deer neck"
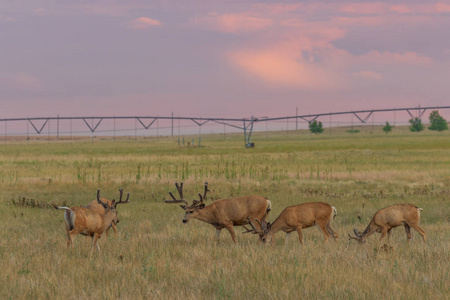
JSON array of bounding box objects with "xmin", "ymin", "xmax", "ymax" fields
[
  {"xmin": 102, "ymin": 210, "xmax": 116, "ymax": 230},
  {"xmin": 266, "ymin": 217, "xmax": 285, "ymax": 236},
  {"xmin": 362, "ymin": 221, "xmax": 377, "ymax": 237},
  {"xmin": 194, "ymin": 208, "xmax": 216, "ymax": 225}
]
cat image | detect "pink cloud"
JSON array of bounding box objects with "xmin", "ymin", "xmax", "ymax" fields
[
  {"xmin": 281, "ymin": 19, "xmax": 346, "ymax": 42},
  {"xmin": 362, "ymin": 51, "xmax": 433, "ymax": 66},
  {"xmin": 228, "ymin": 47, "xmax": 344, "ymax": 90},
  {"xmin": 193, "ymin": 12, "xmax": 273, "ymax": 33},
  {"xmin": 127, "ymin": 17, "xmax": 161, "ymax": 29},
  {"xmin": 354, "ymin": 70, "xmax": 383, "ymax": 81},
  {"xmin": 253, "ymin": 3, "xmax": 302, "ymax": 14},
  {"xmin": 339, "ymin": 3, "xmax": 388, "ymax": 14},
  {"xmin": 0, "ymin": 73, "xmax": 43, "ymax": 91},
  {"xmin": 435, "ymin": 3, "xmax": 450, "ymax": 13},
  {"xmin": 333, "ymin": 16, "xmax": 384, "ymax": 26},
  {"xmin": 0, "ymin": 14, "xmax": 15, "ymax": 22},
  {"xmin": 390, "ymin": 5, "xmax": 413, "ymax": 14}
]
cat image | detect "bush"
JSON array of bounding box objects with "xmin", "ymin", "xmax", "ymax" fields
[
  {"xmin": 383, "ymin": 122, "xmax": 393, "ymax": 133},
  {"xmin": 346, "ymin": 129, "xmax": 360, "ymax": 134},
  {"xmin": 309, "ymin": 120, "xmax": 324, "ymax": 134},
  {"xmin": 409, "ymin": 118, "xmax": 424, "ymax": 132},
  {"xmin": 428, "ymin": 110, "xmax": 448, "ymax": 131}
]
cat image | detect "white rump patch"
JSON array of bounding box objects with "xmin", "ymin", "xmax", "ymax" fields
[{"xmin": 266, "ymin": 200, "xmax": 272, "ymax": 212}]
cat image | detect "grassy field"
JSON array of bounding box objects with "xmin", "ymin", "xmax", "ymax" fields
[{"xmin": 0, "ymin": 127, "xmax": 449, "ymax": 299}]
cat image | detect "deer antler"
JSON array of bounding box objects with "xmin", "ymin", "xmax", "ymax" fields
[
  {"xmin": 242, "ymin": 217, "xmax": 264, "ymax": 234},
  {"xmin": 348, "ymin": 229, "xmax": 363, "ymax": 243},
  {"xmin": 164, "ymin": 182, "xmax": 189, "ymax": 206},
  {"xmin": 192, "ymin": 182, "xmax": 209, "ymax": 207},
  {"xmin": 348, "ymin": 233, "xmax": 359, "ymax": 241},
  {"xmin": 115, "ymin": 188, "xmax": 130, "ymax": 205},
  {"xmin": 96, "ymin": 189, "xmax": 109, "ymax": 209}
]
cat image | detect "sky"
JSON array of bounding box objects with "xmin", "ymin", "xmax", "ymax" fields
[{"xmin": 1, "ymin": 0, "xmax": 450, "ymax": 121}]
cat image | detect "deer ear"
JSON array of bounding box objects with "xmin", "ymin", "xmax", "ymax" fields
[
  {"xmin": 197, "ymin": 204, "xmax": 206, "ymax": 210},
  {"xmin": 180, "ymin": 205, "xmax": 186, "ymax": 210},
  {"xmin": 353, "ymin": 228, "xmax": 361, "ymax": 237},
  {"xmin": 111, "ymin": 200, "xmax": 116, "ymax": 208}
]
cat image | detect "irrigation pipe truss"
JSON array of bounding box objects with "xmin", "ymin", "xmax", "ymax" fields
[{"xmin": 1, "ymin": 106, "xmax": 449, "ymax": 147}]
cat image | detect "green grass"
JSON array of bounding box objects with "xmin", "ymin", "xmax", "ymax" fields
[{"xmin": 0, "ymin": 128, "xmax": 449, "ymax": 299}]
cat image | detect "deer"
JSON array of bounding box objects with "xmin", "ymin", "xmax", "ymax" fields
[
  {"xmin": 84, "ymin": 188, "xmax": 130, "ymax": 237},
  {"xmin": 348, "ymin": 203, "xmax": 426, "ymax": 245},
  {"xmin": 54, "ymin": 190, "xmax": 118, "ymax": 255},
  {"xmin": 243, "ymin": 202, "xmax": 338, "ymax": 245},
  {"xmin": 164, "ymin": 182, "xmax": 272, "ymax": 244}
]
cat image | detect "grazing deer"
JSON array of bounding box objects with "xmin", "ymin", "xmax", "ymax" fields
[
  {"xmin": 243, "ymin": 202, "xmax": 338, "ymax": 245},
  {"xmin": 54, "ymin": 190, "xmax": 118, "ymax": 255},
  {"xmin": 348, "ymin": 203, "xmax": 426, "ymax": 245},
  {"xmin": 165, "ymin": 182, "xmax": 271, "ymax": 244},
  {"xmin": 85, "ymin": 188, "xmax": 130, "ymax": 236}
]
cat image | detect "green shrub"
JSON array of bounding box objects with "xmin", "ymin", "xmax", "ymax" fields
[{"xmin": 428, "ymin": 110, "xmax": 448, "ymax": 131}]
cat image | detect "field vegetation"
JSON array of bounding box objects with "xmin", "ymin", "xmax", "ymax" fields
[{"xmin": 0, "ymin": 126, "xmax": 449, "ymax": 299}]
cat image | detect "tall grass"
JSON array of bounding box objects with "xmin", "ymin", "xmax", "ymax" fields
[{"xmin": 0, "ymin": 129, "xmax": 449, "ymax": 299}]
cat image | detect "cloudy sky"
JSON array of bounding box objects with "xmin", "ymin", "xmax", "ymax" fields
[{"xmin": 2, "ymin": 0, "xmax": 450, "ymax": 120}]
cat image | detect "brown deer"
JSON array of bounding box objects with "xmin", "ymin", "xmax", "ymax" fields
[
  {"xmin": 164, "ymin": 182, "xmax": 271, "ymax": 244},
  {"xmin": 85, "ymin": 188, "xmax": 130, "ymax": 236},
  {"xmin": 348, "ymin": 203, "xmax": 426, "ymax": 245},
  {"xmin": 243, "ymin": 202, "xmax": 338, "ymax": 245},
  {"xmin": 54, "ymin": 190, "xmax": 118, "ymax": 255}
]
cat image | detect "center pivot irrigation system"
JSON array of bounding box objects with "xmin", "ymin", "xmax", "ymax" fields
[{"xmin": 1, "ymin": 106, "xmax": 449, "ymax": 147}]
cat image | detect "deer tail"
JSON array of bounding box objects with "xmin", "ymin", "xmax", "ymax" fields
[
  {"xmin": 54, "ymin": 206, "xmax": 75, "ymax": 231},
  {"xmin": 266, "ymin": 199, "xmax": 272, "ymax": 213},
  {"xmin": 64, "ymin": 209, "xmax": 76, "ymax": 231},
  {"xmin": 331, "ymin": 206, "xmax": 337, "ymax": 220},
  {"xmin": 54, "ymin": 205, "xmax": 71, "ymax": 211}
]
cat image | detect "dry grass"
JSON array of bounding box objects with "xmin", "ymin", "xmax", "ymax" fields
[{"xmin": 0, "ymin": 129, "xmax": 449, "ymax": 299}]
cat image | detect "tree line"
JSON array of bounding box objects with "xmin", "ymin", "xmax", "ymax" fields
[{"xmin": 308, "ymin": 110, "xmax": 448, "ymax": 134}]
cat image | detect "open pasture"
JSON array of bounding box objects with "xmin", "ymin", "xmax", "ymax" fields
[{"xmin": 0, "ymin": 129, "xmax": 449, "ymax": 299}]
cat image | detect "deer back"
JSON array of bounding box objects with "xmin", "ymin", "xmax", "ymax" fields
[
  {"xmin": 276, "ymin": 202, "xmax": 334, "ymax": 228},
  {"xmin": 85, "ymin": 197, "xmax": 111, "ymax": 214},
  {"xmin": 193, "ymin": 195, "xmax": 270, "ymax": 226},
  {"xmin": 65, "ymin": 206, "xmax": 106, "ymax": 235},
  {"xmin": 371, "ymin": 204, "xmax": 421, "ymax": 228}
]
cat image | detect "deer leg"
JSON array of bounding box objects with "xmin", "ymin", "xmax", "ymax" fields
[
  {"xmin": 296, "ymin": 227, "xmax": 304, "ymax": 245},
  {"xmin": 91, "ymin": 234, "xmax": 101, "ymax": 255},
  {"xmin": 65, "ymin": 225, "xmax": 72, "ymax": 249},
  {"xmin": 224, "ymin": 224, "xmax": 237, "ymax": 244},
  {"xmin": 214, "ymin": 229, "xmax": 222, "ymax": 242},
  {"xmin": 112, "ymin": 223, "xmax": 117, "ymax": 237},
  {"xmin": 285, "ymin": 232, "xmax": 291, "ymax": 244},
  {"xmin": 316, "ymin": 222, "xmax": 330, "ymax": 243},
  {"xmin": 68, "ymin": 228, "xmax": 83, "ymax": 250},
  {"xmin": 410, "ymin": 223, "xmax": 427, "ymax": 243},
  {"xmin": 386, "ymin": 228, "xmax": 392, "ymax": 245},
  {"xmin": 404, "ymin": 224, "xmax": 412, "ymax": 242},
  {"xmin": 379, "ymin": 227, "xmax": 389, "ymax": 246},
  {"xmin": 326, "ymin": 222, "xmax": 339, "ymax": 242}
]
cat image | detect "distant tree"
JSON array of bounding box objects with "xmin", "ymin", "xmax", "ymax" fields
[
  {"xmin": 409, "ymin": 118, "xmax": 424, "ymax": 132},
  {"xmin": 428, "ymin": 110, "xmax": 448, "ymax": 131},
  {"xmin": 382, "ymin": 121, "xmax": 393, "ymax": 133},
  {"xmin": 309, "ymin": 120, "xmax": 324, "ymax": 134}
]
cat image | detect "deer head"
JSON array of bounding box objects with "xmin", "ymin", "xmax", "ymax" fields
[
  {"xmin": 97, "ymin": 189, "xmax": 118, "ymax": 224},
  {"xmin": 348, "ymin": 229, "xmax": 365, "ymax": 244},
  {"xmin": 110, "ymin": 188, "xmax": 130, "ymax": 225},
  {"xmin": 242, "ymin": 217, "xmax": 272, "ymax": 243},
  {"xmin": 164, "ymin": 182, "xmax": 209, "ymax": 223}
]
